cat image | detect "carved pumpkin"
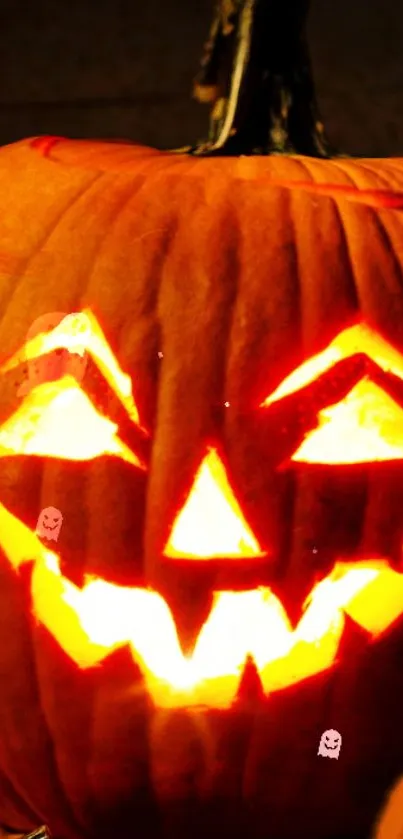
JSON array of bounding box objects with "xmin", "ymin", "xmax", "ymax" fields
[{"xmin": 0, "ymin": 2, "xmax": 403, "ymax": 839}]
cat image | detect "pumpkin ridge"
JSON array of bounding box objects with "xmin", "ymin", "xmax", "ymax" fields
[
  {"xmin": 30, "ymin": 173, "xmax": 144, "ymax": 313},
  {"xmin": 142, "ymin": 214, "xmax": 181, "ymax": 416},
  {"xmin": 20, "ymin": 141, "xmax": 403, "ymax": 212},
  {"xmin": 326, "ymin": 158, "xmax": 403, "ymax": 211},
  {"xmin": 75, "ymin": 176, "xmax": 150, "ymax": 304},
  {"xmin": 336, "ymin": 156, "xmax": 403, "ymax": 183},
  {"xmin": 368, "ymin": 211, "xmax": 403, "ymax": 300},
  {"xmin": 30, "ymin": 628, "xmax": 91, "ymax": 838},
  {"xmin": 317, "ymin": 183, "xmax": 360, "ymax": 318},
  {"xmin": 0, "ymin": 767, "xmax": 42, "ymax": 831},
  {"xmin": 222, "ymin": 186, "xmax": 257, "ymax": 401},
  {"xmin": 332, "ymin": 158, "xmax": 402, "ymax": 192},
  {"xmin": 324, "ymin": 159, "xmax": 359, "ymax": 191},
  {"xmin": 347, "ymin": 203, "xmax": 403, "ymax": 338},
  {"xmin": 0, "ymin": 173, "xmax": 103, "ymax": 330},
  {"xmin": 263, "ymin": 154, "xmax": 403, "ymax": 209},
  {"xmin": 358, "ymin": 158, "xmax": 403, "ymax": 186},
  {"xmin": 173, "ymin": 160, "xmax": 403, "ymax": 210},
  {"xmin": 0, "ymin": 566, "xmax": 82, "ymax": 837}
]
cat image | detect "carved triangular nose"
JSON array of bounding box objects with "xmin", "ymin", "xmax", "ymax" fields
[{"xmin": 163, "ymin": 447, "xmax": 265, "ymax": 559}]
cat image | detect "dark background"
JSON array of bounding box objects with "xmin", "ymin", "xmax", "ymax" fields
[{"xmin": 0, "ymin": 0, "xmax": 402, "ymax": 157}]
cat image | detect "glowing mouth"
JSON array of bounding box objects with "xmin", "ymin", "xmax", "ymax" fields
[{"xmin": 1, "ymin": 499, "xmax": 403, "ymax": 709}]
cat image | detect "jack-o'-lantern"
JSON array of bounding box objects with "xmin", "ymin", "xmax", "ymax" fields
[{"xmin": 0, "ymin": 2, "xmax": 403, "ymax": 839}]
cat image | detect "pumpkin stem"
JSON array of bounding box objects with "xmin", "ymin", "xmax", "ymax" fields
[{"xmin": 190, "ymin": 0, "xmax": 335, "ymax": 157}]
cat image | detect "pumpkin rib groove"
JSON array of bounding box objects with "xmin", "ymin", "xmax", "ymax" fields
[
  {"xmin": 282, "ymin": 189, "xmax": 302, "ymax": 345},
  {"xmin": 223, "ymin": 182, "xmax": 262, "ymax": 401},
  {"xmin": 325, "ymin": 158, "xmax": 383, "ymax": 190},
  {"xmin": 66, "ymin": 177, "xmax": 149, "ymax": 308},
  {"xmin": 0, "ymin": 570, "xmax": 82, "ymax": 838},
  {"xmin": 83, "ymin": 168, "xmax": 180, "ymax": 303},
  {"xmin": 284, "ymin": 154, "xmax": 320, "ymax": 186},
  {"xmin": 327, "ymin": 199, "xmax": 363, "ymax": 317},
  {"xmin": 26, "ymin": 619, "xmax": 90, "ymax": 837},
  {"xmin": 367, "ymin": 211, "xmax": 403, "ymax": 299},
  {"xmin": 0, "ymin": 172, "xmax": 103, "ymax": 325},
  {"xmin": 289, "ymin": 156, "xmax": 403, "ymax": 211},
  {"xmin": 362, "ymin": 159, "xmax": 403, "ymax": 189},
  {"xmin": 264, "ymin": 154, "xmax": 363, "ymax": 193},
  {"xmin": 369, "ymin": 212, "xmax": 403, "ymax": 303},
  {"xmin": 310, "ymin": 154, "xmax": 403, "ymax": 191},
  {"xmin": 327, "ymin": 159, "xmax": 380, "ymax": 200},
  {"xmin": 102, "ymin": 172, "xmax": 181, "ymax": 429},
  {"xmin": 342, "ymin": 160, "xmax": 402, "ymax": 193},
  {"xmin": 0, "ymin": 767, "xmax": 42, "ymax": 831},
  {"xmin": 333, "ymin": 158, "xmax": 403, "ymax": 192},
  {"xmin": 347, "ymin": 205, "xmax": 403, "ymax": 337},
  {"xmin": 324, "ymin": 191, "xmax": 361, "ymax": 315},
  {"xmin": 28, "ymin": 175, "xmax": 148, "ymax": 321},
  {"xmin": 289, "ymin": 189, "xmax": 315, "ymax": 346},
  {"xmin": 337, "ymin": 161, "xmax": 403, "ymax": 218},
  {"xmin": 137, "ymin": 215, "xmax": 180, "ymax": 422},
  {"xmin": 83, "ymin": 198, "xmax": 179, "ymax": 582}
]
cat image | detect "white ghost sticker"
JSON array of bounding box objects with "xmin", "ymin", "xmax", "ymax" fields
[
  {"xmin": 18, "ymin": 311, "xmax": 89, "ymax": 397},
  {"xmin": 35, "ymin": 506, "xmax": 63, "ymax": 542},
  {"xmin": 317, "ymin": 729, "xmax": 342, "ymax": 760}
]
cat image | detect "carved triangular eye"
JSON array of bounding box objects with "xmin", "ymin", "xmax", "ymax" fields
[
  {"xmin": 261, "ymin": 323, "xmax": 403, "ymax": 465},
  {"xmin": 0, "ymin": 308, "xmax": 143, "ymax": 428},
  {"xmin": 164, "ymin": 447, "xmax": 264, "ymax": 559},
  {"xmin": 292, "ymin": 378, "xmax": 403, "ymax": 464},
  {"xmin": 0, "ymin": 376, "xmax": 145, "ymax": 467},
  {"xmin": 261, "ymin": 323, "xmax": 403, "ymax": 407}
]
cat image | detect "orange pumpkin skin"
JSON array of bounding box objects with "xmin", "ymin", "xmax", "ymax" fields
[{"xmin": 0, "ymin": 136, "xmax": 403, "ymax": 839}]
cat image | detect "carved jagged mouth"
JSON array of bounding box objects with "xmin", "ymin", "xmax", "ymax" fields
[{"xmin": 1, "ymin": 497, "xmax": 403, "ymax": 710}]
